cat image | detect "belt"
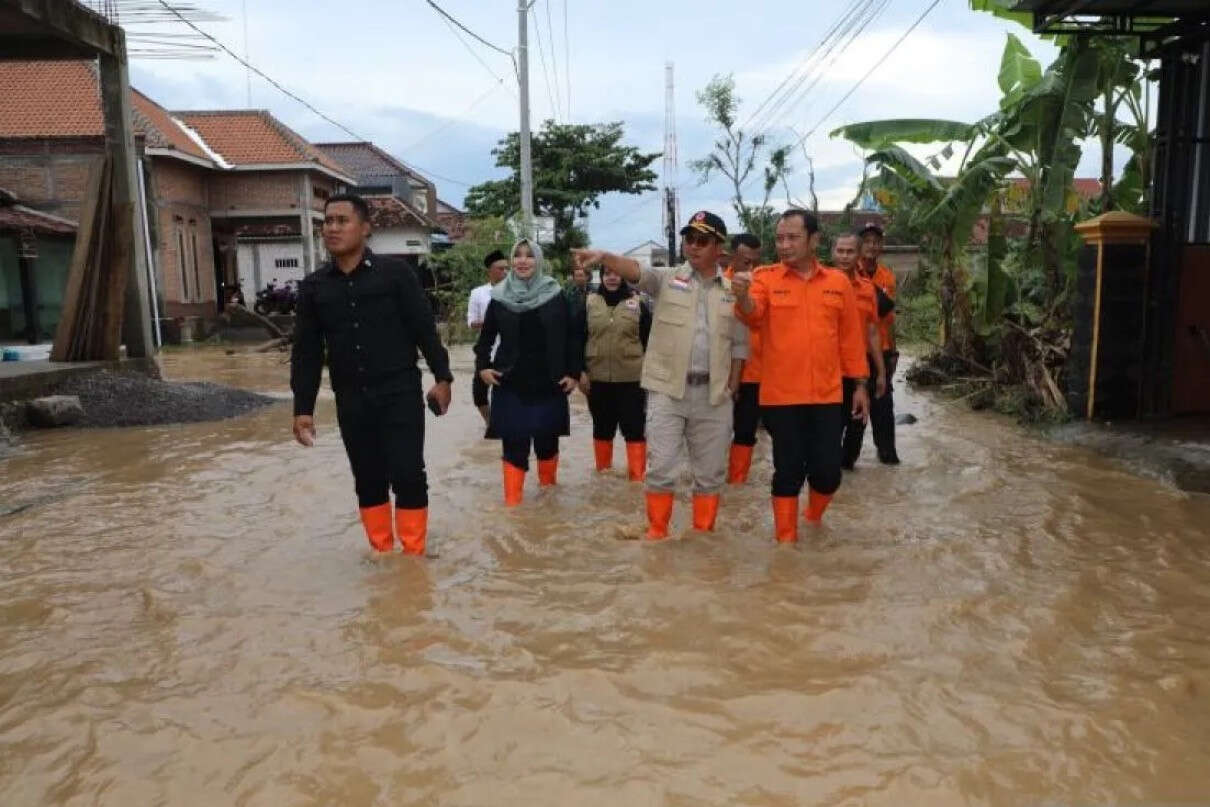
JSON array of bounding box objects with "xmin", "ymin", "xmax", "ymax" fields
[{"xmin": 685, "ymin": 372, "xmax": 710, "ymax": 386}]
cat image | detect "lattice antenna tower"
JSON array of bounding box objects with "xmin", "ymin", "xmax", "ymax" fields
[
  {"xmin": 81, "ymin": 1, "xmax": 225, "ymax": 59},
  {"xmin": 662, "ymin": 62, "xmax": 680, "ymax": 262}
]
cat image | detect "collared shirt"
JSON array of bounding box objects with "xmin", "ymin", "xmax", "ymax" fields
[
  {"xmin": 865, "ymin": 261, "xmax": 897, "ymax": 351},
  {"xmin": 290, "ymin": 249, "xmax": 453, "ymax": 416},
  {"xmin": 735, "ymin": 261, "xmax": 867, "ymax": 406},
  {"xmin": 638, "ymin": 265, "xmax": 749, "ymax": 368},
  {"xmin": 467, "ymin": 283, "xmax": 493, "ymax": 327},
  {"xmin": 725, "ymin": 265, "xmax": 768, "ymax": 383}
]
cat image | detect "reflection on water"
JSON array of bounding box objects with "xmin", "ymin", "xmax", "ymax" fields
[{"xmin": 2, "ymin": 346, "xmax": 1209, "ymax": 806}]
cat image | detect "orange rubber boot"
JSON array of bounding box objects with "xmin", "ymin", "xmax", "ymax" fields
[
  {"xmin": 593, "ymin": 439, "xmax": 613, "ymax": 471},
  {"xmin": 646, "ymin": 491, "xmax": 674, "ymax": 540},
  {"xmin": 537, "ymin": 455, "xmax": 559, "ymax": 487},
  {"xmin": 395, "ymin": 508, "xmax": 427, "ymax": 556},
  {"xmin": 727, "ymin": 444, "xmax": 754, "ymax": 484},
  {"xmin": 692, "ymin": 493, "xmax": 720, "ymax": 531},
  {"xmin": 804, "ymin": 489, "xmax": 834, "ymax": 523},
  {"xmin": 625, "ymin": 441, "xmax": 646, "ymax": 482},
  {"xmin": 359, "ymin": 503, "xmax": 394, "ymax": 552},
  {"xmin": 773, "ymin": 497, "xmax": 799, "ymax": 543},
  {"xmin": 502, "ymin": 461, "xmax": 525, "ymax": 507}
]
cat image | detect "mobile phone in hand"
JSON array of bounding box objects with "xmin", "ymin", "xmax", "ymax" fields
[{"xmin": 427, "ymin": 395, "xmax": 443, "ymax": 416}]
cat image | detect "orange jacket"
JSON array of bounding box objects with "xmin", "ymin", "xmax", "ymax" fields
[
  {"xmin": 735, "ymin": 261, "xmax": 869, "ymax": 406},
  {"xmin": 864, "ymin": 261, "xmax": 896, "ymax": 351},
  {"xmin": 725, "ymin": 264, "xmax": 767, "ymax": 383}
]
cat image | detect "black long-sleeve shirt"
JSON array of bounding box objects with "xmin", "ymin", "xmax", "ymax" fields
[{"xmin": 290, "ymin": 250, "xmax": 453, "ymax": 416}]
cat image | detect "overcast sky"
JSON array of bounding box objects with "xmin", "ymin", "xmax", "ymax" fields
[{"xmin": 127, "ymin": 0, "xmax": 1092, "ymax": 252}]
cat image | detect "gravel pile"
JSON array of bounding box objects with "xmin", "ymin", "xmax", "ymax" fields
[{"xmin": 47, "ymin": 371, "xmax": 276, "ymax": 428}]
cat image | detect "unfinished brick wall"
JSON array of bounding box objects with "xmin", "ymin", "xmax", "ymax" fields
[
  {"xmin": 208, "ymin": 171, "xmax": 303, "ymax": 212},
  {"xmin": 0, "ymin": 137, "xmax": 104, "ymax": 221},
  {"xmin": 151, "ymin": 159, "xmax": 216, "ymax": 316}
]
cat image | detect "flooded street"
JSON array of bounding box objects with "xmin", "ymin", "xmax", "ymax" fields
[{"xmin": 2, "ymin": 345, "xmax": 1210, "ymax": 806}]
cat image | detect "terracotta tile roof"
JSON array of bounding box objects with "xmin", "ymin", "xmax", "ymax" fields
[
  {"xmin": 0, "ymin": 188, "xmax": 77, "ymax": 236},
  {"xmin": 0, "ymin": 61, "xmax": 104, "ymax": 137},
  {"xmin": 1007, "ymin": 177, "xmax": 1103, "ymax": 199},
  {"xmin": 177, "ymin": 110, "xmax": 350, "ymax": 175},
  {"xmin": 366, "ymin": 195, "xmax": 431, "ymax": 230},
  {"xmin": 0, "ymin": 60, "xmax": 210, "ymax": 164}
]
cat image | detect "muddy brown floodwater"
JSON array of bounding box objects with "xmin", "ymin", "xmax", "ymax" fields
[{"xmin": 2, "ymin": 345, "xmax": 1210, "ymax": 806}]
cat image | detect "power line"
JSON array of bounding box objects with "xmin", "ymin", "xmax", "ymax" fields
[
  {"xmin": 434, "ymin": 9, "xmax": 518, "ymax": 96},
  {"xmin": 740, "ymin": 0, "xmax": 942, "ymax": 194},
  {"xmin": 741, "ymin": 0, "xmax": 863, "ymax": 132},
  {"xmin": 543, "ymin": 0, "xmax": 564, "ymax": 121},
  {"xmin": 153, "ymin": 0, "xmax": 474, "ymax": 187},
  {"xmin": 424, "ymin": 0, "xmax": 514, "ymax": 59},
  {"xmin": 790, "ymin": 0, "xmax": 944, "ymax": 151},
  {"xmin": 529, "ymin": 2, "xmax": 562, "ymax": 121},
  {"xmin": 398, "ymin": 81, "xmax": 506, "ymax": 153},
  {"xmin": 750, "ymin": 0, "xmax": 889, "ymax": 141},
  {"xmin": 562, "ymin": 0, "xmax": 571, "ymax": 121}
]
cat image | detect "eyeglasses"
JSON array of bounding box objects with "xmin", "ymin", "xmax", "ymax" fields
[{"xmin": 683, "ymin": 232, "xmax": 717, "ymax": 248}]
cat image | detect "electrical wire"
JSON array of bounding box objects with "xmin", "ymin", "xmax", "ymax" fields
[
  {"xmin": 530, "ymin": 3, "xmax": 562, "ymax": 121},
  {"xmin": 562, "ymin": 0, "xmax": 571, "ymax": 121},
  {"xmin": 424, "ymin": 0, "xmax": 514, "ymax": 59},
  {"xmin": 153, "ymin": 0, "xmax": 475, "ymax": 187},
  {"xmin": 398, "ymin": 81, "xmax": 506, "ymax": 153},
  {"xmin": 435, "ymin": 10, "xmax": 518, "ymax": 96},
  {"xmin": 544, "ymin": 0, "xmax": 564, "ymax": 121}
]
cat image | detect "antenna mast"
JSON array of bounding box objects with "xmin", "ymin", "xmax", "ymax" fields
[{"xmin": 662, "ymin": 61, "xmax": 679, "ymax": 265}]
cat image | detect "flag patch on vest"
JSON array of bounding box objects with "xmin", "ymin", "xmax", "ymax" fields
[
  {"xmin": 625, "ymin": 298, "xmax": 640, "ymax": 310},
  {"xmin": 668, "ymin": 277, "xmax": 691, "ymax": 291}
]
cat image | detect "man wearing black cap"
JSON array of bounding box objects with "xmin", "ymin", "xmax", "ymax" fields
[
  {"xmin": 572, "ymin": 210, "xmax": 748, "ymax": 539},
  {"xmin": 468, "ymin": 250, "xmax": 509, "ymax": 425},
  {"xmin": 859, "ymin": 224, "xmax": 900, "ymax": 464}
]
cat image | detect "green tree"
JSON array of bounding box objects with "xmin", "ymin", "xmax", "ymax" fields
[
  {"xmin": 464, "ymin": 121, "xmax": 660, "ymax": 271},
  {"xmin": 422, "ymin": 216, "xmax": 514, "ymax": 339},
  {"xmin": 689, "ymin": 74, "xmax": 791, "ymax": 261}
]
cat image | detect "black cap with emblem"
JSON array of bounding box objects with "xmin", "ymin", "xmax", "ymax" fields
[{"xmin": 679, "ymin": 210, "xmax": 727, "ymax": 242}]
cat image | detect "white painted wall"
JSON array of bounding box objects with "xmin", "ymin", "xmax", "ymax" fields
[
  {"xmin": 237, "ymin": 239, "xmax": 306, "ymax": 294},
  {"xmin": 370, "ymin": 227, "xmax": 430, "ymax": 256}
]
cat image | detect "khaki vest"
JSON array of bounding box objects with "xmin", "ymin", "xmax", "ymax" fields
[
  {"xmin": 585, "ymin": 293, "xmax": 644, "ymax": 383},
  {"xmin": 641, "ymin": 265, "xmax": 739, "ymax": 405}
]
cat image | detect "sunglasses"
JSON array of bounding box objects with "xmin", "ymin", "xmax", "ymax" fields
[{"xmin": 683, "ymin": 232, "xmax": 718, "ymax": 247}]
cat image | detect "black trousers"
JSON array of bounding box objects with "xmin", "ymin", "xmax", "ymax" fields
[
  {"xmin": 587, "ymin": 380, "xmax": 645, "ymax": 442},
  {"xmin": 336, "ymin": 387, "xmax": 427, "ymax": 510},
  {"xmin": 841, "ymin": 377, "xmax": 869, "ymax": 468},
  {"xmin": 870, "ymin": 350, "xmax": 897, "ymax": 460},
  {"xmin": 762, "ymin": 404, "xmax": 845, "ymax": 498},
  {"xmin": 732, "ymin": 381, "xmax": 762, "ymax": 446},
  {"xmin": 472, "ymin": 371, "xmax": 490, "ymax": 408},
  {"xmin": 503, "ymin": 434, "xmax": 559, "ymax": 471}
]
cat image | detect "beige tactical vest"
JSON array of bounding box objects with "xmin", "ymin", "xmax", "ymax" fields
[
  {"xmin": 641, "ymin": 265, "xmax": 739, "ymax": 405},
  {"xmin": 585, "ymin": 293, "xmax": 644, "ymax": 383}
]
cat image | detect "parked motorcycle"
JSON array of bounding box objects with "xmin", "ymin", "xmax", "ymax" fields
[{"xmin": 253, "ymin": 279, "xmax": 298, "ymax": 316}]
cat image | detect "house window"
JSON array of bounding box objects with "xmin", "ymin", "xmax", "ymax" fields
[
  {"xmin": 189, "ymin": 221, "xmax": 201, "ymax": 302},
  {"xmin": 175, "ymin": 219, "xmax": 191, "ymax": 301},
  {"xmin": 275, "ymin": 258, "xmax": 299, "ymax": 269},
  {"xmin": 313, "ymin": 186, "xmax": 329, "ymax": 201}
]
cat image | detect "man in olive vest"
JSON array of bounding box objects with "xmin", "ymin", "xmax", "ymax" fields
[{"xmin": 572, "ymin": 211, "xmax": 748, "ymax": 539}]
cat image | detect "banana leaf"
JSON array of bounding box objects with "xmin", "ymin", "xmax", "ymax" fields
[{"xmin": 830, "ymin": 119, "xmax": 977, "ymax": 150}]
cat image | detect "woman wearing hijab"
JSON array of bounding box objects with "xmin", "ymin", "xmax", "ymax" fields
[
  {"xmin": 580, "ymin": 265, "xmax": 651, "ymax": 481},
  {"xmin": 475, "ymin": 239, "xmax": 582, "ymax": 506}
]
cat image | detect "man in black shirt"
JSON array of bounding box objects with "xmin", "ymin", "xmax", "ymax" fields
[{"xmin": 291, "ymin": 193, "xmax": 453, "ymax": 555}]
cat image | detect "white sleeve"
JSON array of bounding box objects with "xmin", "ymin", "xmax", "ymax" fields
[{"xmin": 467, "ymin": 288, "xmax": 485, "ymax": 326}]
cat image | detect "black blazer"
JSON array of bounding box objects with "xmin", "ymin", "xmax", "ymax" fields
[{"xmin": 474, "ymin": 294, "xmax": 583, "ymax": 383}]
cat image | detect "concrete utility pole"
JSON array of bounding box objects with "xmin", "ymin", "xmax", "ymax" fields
[{"xmin": 517, "ymin": 0, "xmax": 535, "ymax": 237}]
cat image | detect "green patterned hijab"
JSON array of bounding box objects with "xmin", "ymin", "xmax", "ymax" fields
[{"xmin": 491, "ymin": 239, "xmax": 563, "ymax": 313}]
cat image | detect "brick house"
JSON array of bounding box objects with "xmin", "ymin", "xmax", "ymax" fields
[
  {"xmin": 178, "ymin": 112, "xmax": 353, "ymax": 302},
  {"xmin": 0, "ymin": 60, "xmax": 355, "ymax": 336},
  {"xmin": 314, "ymin": 141, "xmax": 441, "ymax": 263},
  {"xmin": 435, "ymin": 199, "xmax": 467, "ymax": 245}
]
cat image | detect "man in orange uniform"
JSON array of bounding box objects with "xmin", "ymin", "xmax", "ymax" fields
[
  {"xmin": 832, "ymin": 233, "xmax": 886, "ymax": 469},
  {"xmin": 733, "ymin": 210, "xmax": 869, "ymax": 542},
  {"xmin": 724, "ymin": 233, "xmax": 764, "ymax": 484},
  {"xmin": 859, "ymin": 224, "xmax": 900, "ymax": 464}
]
